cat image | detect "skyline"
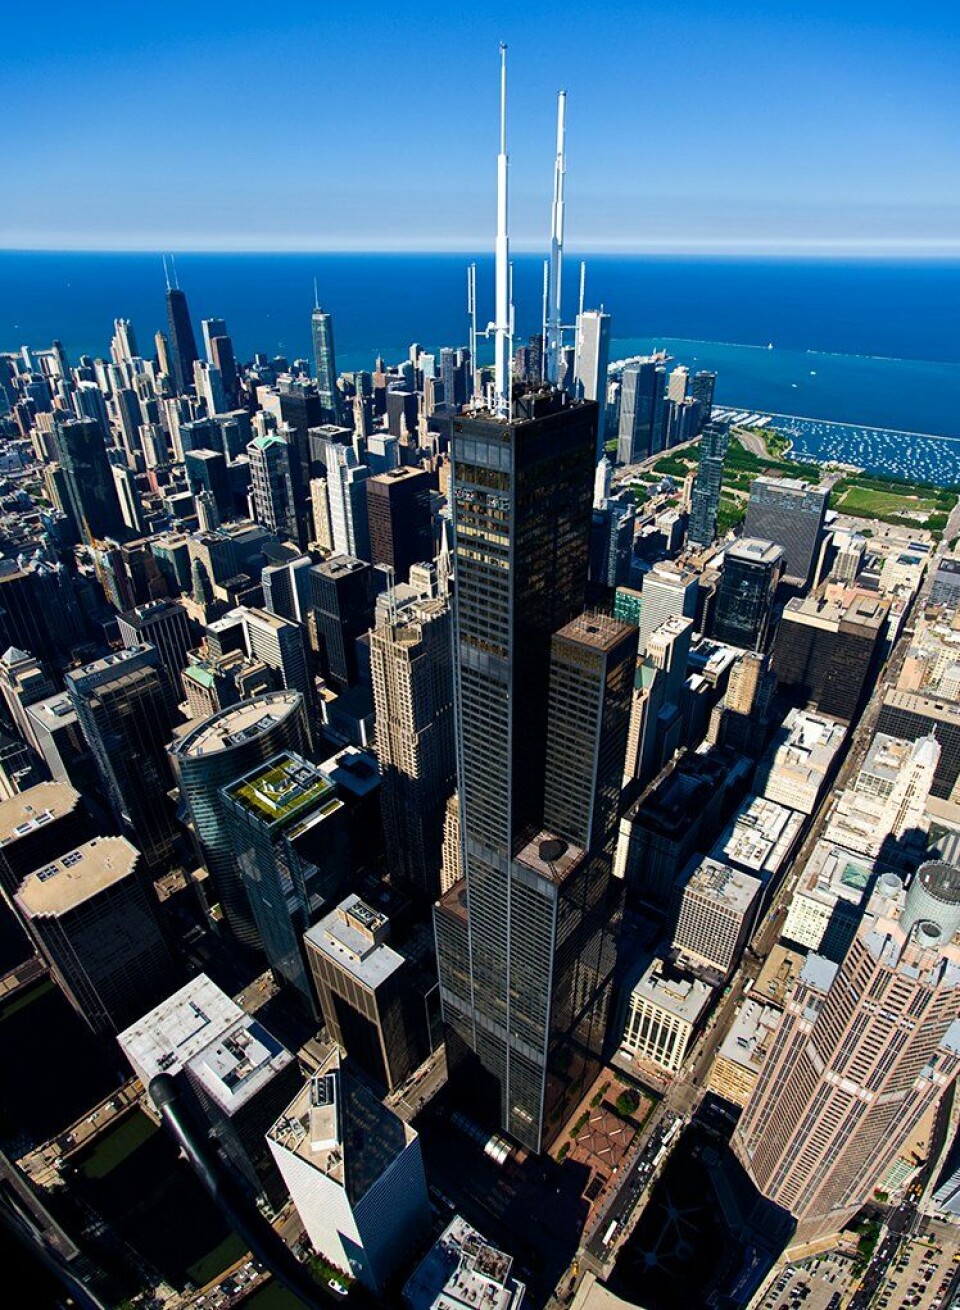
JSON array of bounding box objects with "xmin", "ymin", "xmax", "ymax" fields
[{"xmin": 3, "ymin": 1, "xmax": 959, "ymax": 254}]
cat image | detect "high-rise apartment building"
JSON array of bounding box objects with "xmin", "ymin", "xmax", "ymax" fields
[
  {"xmin": 248, "ymin": 433, "xmax": 299, "ymax": 544},
  {"xmin": 671, "ymin": 855, "xmax": 761, "ymax": 976},
  {"xmin": 734, "ymin": 864, "xmax": 960, "ymax": 1242},
  {"xmin": 323, "ymin": 442, "xmax": 370, "ymax": 561},
  {"xmin": 169, "ymin": 691, "xmax": 309, "ymax": 945},
  {"xmin": 16, "ymin": 836, "xmax": 176, "ymax": 1035},
  {"xmin": 616, "ymin": 359, "xmax": 665, "ymax": 465},
  {"xmin": 65, "ymin": 646, "xmax": 179, "ymax": 871},
  {"xmin": 744, "ymin": 477, "xmax": 829, "ymax": 589},
  {"xmin": 690, "ymin": 371, "xmax": 717, "ymax": 429},
  {"xmin": 369, "ymin": 598, "xmax": 456, "ymax": 900},
  {"xmin": 366, "ymin": 467, "xmax": 434, "ymax": 583},
  {"xmin": 712, "ymin": 538, "xmax": 783, "ymax": 650},
  {"xmin": 687, "ymin": 419, "xmax": 730, "ymax": 548}
]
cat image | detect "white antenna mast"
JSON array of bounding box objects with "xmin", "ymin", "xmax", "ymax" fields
[
  {"xmin": 170, "ymin": 255, "xmax": 180, "ymax": 290},
  {"xmin": 541, "ymin": 260, "xmax": 549, "ymax": 383},
  {"xmin": 162, "ymin": 255, "xmax": 171, "ymax": 292},
  {"xmin": 493, "ymin": 43, "xmax": 511, "ymax": 418},
  {"xmin": 545, "ymin": 90, "xmax": 566, "ymax": 384},
  {"xmin": 313, "ymin": 277, "xmax": 320, "ymax": 311},
  {"xmin": 574, "ymin": 260, "xmax": 586, "ymax": 395},
  {"xmin": 467, "ymin": 262, "xmax": 479, "ymax": 403}
]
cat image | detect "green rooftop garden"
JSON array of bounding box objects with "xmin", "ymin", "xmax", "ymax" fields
[{"xmin": 228, "ymin": 757, "xmax": 332, "ymax": 826}]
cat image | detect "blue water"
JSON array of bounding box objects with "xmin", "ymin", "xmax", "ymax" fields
[{"xmin": 2, "ymin": 249, "xmax": 960, "ymax": 446}]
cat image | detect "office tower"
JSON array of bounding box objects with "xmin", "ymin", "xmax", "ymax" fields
[
  {"xmin": 209, "ymin": 334, "xmax": 237, "ymax": 401},
  {"xmin": 734, "ymin": 866, "xmax": 960, "ymax": 1242},
  {"xmin": 267, "ymin": 1051, "xmax": 430, "ymax": 1293},
  {"xmin": 117, "ymin": 599, "xmax": 194, "ymax": 702},
  {"xmin": 646, "ymin": 615, "xmax": 694, "ymax": 708},
  {"xmin": 589, "ymin": 500, "xmax": 635, "ymax": 590},
  {"xmin": 405, "ymin": 1217, "xmax": 526, "ymax": 1310},
  {"xmin": 771, "ymin": 586, "xmax": 890, "ymax": 723},
  {"xmin": 931, "ymin": 558, "xmax": 960, "ymax": 608},
  {"xmin": 310, "ymin": 477, "xmax": 333, "ymax": 550},
  {"xmin": 687, "ymin": 418, "xmax": 730, "ymax": 547},
  {"xmin": 707, "ymin": 999, "xmax": 781, "ymax": 1108},
  {"xmin": 170, "ymin": 691, "xmax": 309, "ymax": 945},
  {"xmin": 744, "ymin": 476, "xmax": 829, "ymax": 589},
  {"xmin": 690, "ymin": 370, "xmax": 716, "ymax": 428},
  {"xmin": 227, "ymin": 606, "xmax": 313, "ymax": 718},
  {"xmin": 638, "ymin": 562, "xmax": 699, "ymax": 652},
  {"xmin": 311, "ymin": 302, "xmax": 341, "ymax": 424},
  {"xmin": 110, "ymin": 317, "xmax": 138, "ymax": 364},
  {"xmin": 53, "ymin": 417, "xmax": 127, "ymax": 543},
  {"xmin": 0, "ymin": 647, "xmax": 56, "ymax": 743},
  {"xmin": 616, "ymin": 358, "xmax": 666, "ymax": 464},
  {"xmin": 15, "ymin": 836, "xmax": 175, "ymax": 1036},
  {"xmin": 201, "ymin": 316, "xmax": 228, "ymax": 364},
  {"xmin": 432, "ymin": 386, "xmax": 599, "ymax": 1152},
  {"xmin": 667, "ymin": 364, "xmax": 689, "ymax": 403},
  {"xmin": 73, "ymin": 378, "xmax": 110, "ymax": 432},
  {"xmin": 671, "ymin": 855, "xmax": 761, "ymax": 975},
  {"xmin": 221, "ymin": 751, "xmax": 351, "ymax": 1008},
  {"xmin": 119, "ymin": 974, "xmax": 302, "ymax": 1205},
  {"xmin": 324, "ymin": 442, "xmax": 371, "ymax": 560},
  {"xmin": 65, "ymin": 647, "xmax": 180, "ymax": 872},
  {"xmin": 165, "ymin": 282, "xmax": 199, "ymax": 395},
  {"xmin": 877, "ymin": 690, "xmax": 960, "ymax": 801},
  {"xmin": 620, "ymin": 957, "xmax": 712, "ymax": 1073},
  {"xmin": 369, "ymin": 598, "xmax": 455, "ymax": 900},
  {"xmin": 663, "ymin": 396, "xmax": 702, "ymax": 449},
  {"xmin": 310, "ymin": 556, "xmax": 374, "ymax": 688},
  {"xmin": 248, "ymin": 433, "xmax": 299, "ymax": 544},
  {"xmin": 0, "ymin": 781, "xmax": 92, "ymax": 900},
  {"xmin": 713, "ymin": 538, "xmax": 783, "ymax": 650},
  {"xmin": 112, "ymin": 465, "xmax": 144, "ymax": 535},
  {"xmin": 386, "ymin": 387, "xmax": 418, "ymax": 438},
  {"xmin": 574, "ymin": 310, "xmax": 611, "ymax": 453},
  {"xmin": 753, "ymin": 708, "xmax": 846, "ymax": 816},
  {"xmin": 262, "ymin": 555, "xmax": 312, "ymax": 623},
  {"xmin": 305, "ymin": 894, "xmax": 432, "ymax": 1091},
  {"xmin": 184, "ymin": 447, "xmax": 232, "ymax": 523},
  {"xmin": 366, "ymin": 467, "xmax": 434, "ymax": 583}
]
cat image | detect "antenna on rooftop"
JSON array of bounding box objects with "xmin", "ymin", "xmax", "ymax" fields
[
  {"xmin": 162, "ymin": 255, "xmax": 171, "ymax": 292},
  {"xmin": 492, "ymin": 43, "xmax": 512, "ymax": 418},
  {"xmin": 467, "ymin": 262, "xmax": 479, "ymax": 403},
  {"xmin": 313, "ymin": 277, "xmax": 320, "ymax": 311},
  {"xmin": 544, "ymin": 90, "xmax": 567, "ymax": 385},
  {"xmin": 170, "ymin": 255, "xmax": 180, "ymax": 290}
]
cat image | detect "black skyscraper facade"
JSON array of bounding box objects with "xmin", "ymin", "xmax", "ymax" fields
[
  {"xmin": 434, "ymin": 390, "xmax": 621, "ymax": 1153},
  {"xmin": 166, "ymin": 287, "xmax": 200, "ymax": 395},
  {"xmin": 366, "ymin": 467, "xmax": 435, "ymax": 582},
  {"xmin": 309, "ymin": 556, "xmax": 375, "ymax": 688},
  {"xmin": 54, "ymin": 418, "xmax": 127, "ymax": 544},
  {"xmin": 688, "ymin": 418, "xmax": 730, "ymax": 548},
  {"xmin": 713, "ymin": 538, "xmax": 784, "ymax": 651}
]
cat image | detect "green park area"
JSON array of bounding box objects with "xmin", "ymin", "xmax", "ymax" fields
[{"xmin": 830, "ymin": 472, "xmax": 957, "ymax": 535}]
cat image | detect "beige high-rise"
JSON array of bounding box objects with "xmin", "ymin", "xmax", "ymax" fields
[{"xmin": 734, "ymin": 863, "xmax": 960, "ymax": 1242}]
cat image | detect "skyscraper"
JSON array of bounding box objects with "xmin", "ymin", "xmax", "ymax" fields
[
  {"xmin": 311, "ymin": 302, "xmax": 341, "ymax": 425},
  {"xmin": 616, "ymin": 358, "xmax": 666, "ymax": 465},
  {"xmin": 117, "ymin": 600, "xmax": 194, "ymax": 705},
  {"xmin": 744, "ymin": 476, "xmax": 829, "ymax": 589},
  {"xmin": 369, "ymin": 597, "xmax": 456, "ymax": 900},
  {"xmin": 638, "ymin": 562, "xmax": 699, "ymax": 652},
  {"xmin": 323, "ymin": 441, "xmax": 371, "ymax": 561},
  {"xmin": 713, "ymin": 538, "xmax": 783, "ymax": 651},
  {"xmin": 366, "ymin": 467, "xmax": 434, "ymax": 582},
  {"xmin": 687, "ymin": 418, "xmax": 730, "ymax": 548},
  {"xmin": 310, "ymin": 556, "xmax": 375, "ymax": 688},
  {"xmin": 574, "ymin": 310, "xmax": 611, "ymax": 453},
  {"xmin": 734, "ymin": 864, "xmax": 960, "ymax": 1242},
  {"xmin": 165, "ymin": 284, "xmax": 200, "ymax": 395},
  {"xmin": 65, "ymin": 646, "xmax": 180, "ymax": 872},
  {"xmin": 53, "ymin": 417, "xmax": 127, "ymax": 544},
  {"xmin": 169, "ymin": 691, "xmax": 309, "ymax": 945},
  {"xmin": 433, "ymin": 388, "xmax": 603, "ymax": 1151},
  {"xmin": 690, "ymin": 370, "xmax": 717, "ymax": 429},
  {"xmin": 248, "ymin": 432, "xmax": 300, "ymax": 544}
]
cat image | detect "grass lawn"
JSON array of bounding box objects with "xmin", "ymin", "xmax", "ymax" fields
[{"xmin": 836, "ymin": 485, "xmax": 941, "ymax": 519}]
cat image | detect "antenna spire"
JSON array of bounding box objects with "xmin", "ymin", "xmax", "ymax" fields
[
  {"xmin": 545, "ymin": 89, "xmax": 567, "ymax": 385},
  {"xmin": 170, "ymin": 254, "xmax": 180, "ymax": 290},
  {"xmin": 162, "ymin": 255, "xmax": 171, "ymax": 292},
  {"xmin": 493, "ymin": 42, "xmax": 512, "ymax": 419},
  {"xmin": 313, "ymin": 277, "xmax": 319, "ymax": 311}
]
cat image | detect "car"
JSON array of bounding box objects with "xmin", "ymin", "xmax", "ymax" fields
[{"xmin": 329, "ymin": 1280, "xmax": 349, "ymax": 1297}]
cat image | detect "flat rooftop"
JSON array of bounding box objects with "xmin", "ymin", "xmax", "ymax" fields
[
  {"xmin": 16, "ymin": 836, "xmax": 139, "ymax": 917},
  {"xmin": 798, "ymin": 840, "xmax": 878, "ymax": 907},
  {"xmin": 554, "ymin": 611, "xmax": 636, "ymax": 654},
  {"xmin": 783, "ymin": 586, "xmax": 889, "ymax": 632},
  {"xmin": 185, "ymin": 1015, "xmax": 295, "ymax": 1115},
  {"xmin": 319, "ymin": 746, "xmax": 381, "ymax": 796},
  {"xmin": 716, "ymin": 999, "xmax": 781, "ymax": 1075},
  {"xmin": 172, "ymin": 690, "xmax": 301, "ymax": 758},
  {"xmin": 25, "ymin": 693, "xmax": 79, "ymax": 733},
  {"xmin": 681, "ymin": 856, "xmax": 762, "ymax": 915},
  {"xmin": 403, "ymin": 1215, "xmax": 524, "ymax": 1310},
  {"xmin": 0, "ymin": 780, "xmax": 82, "ymax": 845},
  {"xmin": 712, "ymin": 795, "xmax": 804, "ymax": 878},
  {"xmin": 514, "ymin": 831, "xmax": 586, "ymax": 887},
  {"xmin": 726, "ymin": 537, "xmax": 783, "ymax": 566},
  {"xmin": 269, "ymin": 1049, "xmax": 416, "ymax": 1205},
  {"xmin": 754, "ymin": 942, "xmax": 806, "ymax": 1009},
  {"xmin": 305, "ymin": 894, "xmax": 405, "ymax": 991},
  {"xmin": 631, "ymin": 957, "xmax": 713, "ymax": 1024},
  {"xmin": 223, "ymin": 752, "xmax": 333, "ymax": 828},
  {"xmin": 118, "ymin": 973, "xmax": 244, "ymax": 1083}
]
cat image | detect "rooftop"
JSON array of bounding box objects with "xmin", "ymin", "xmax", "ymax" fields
[
  {"xmin": 319, "ymin": 746, "xmax": 381, "ymax": 796},
  {"xmin": 268, "ymin": 1050, "xmax": 416, "ymax": 1205},
  {"xmin": 16, "ymin": 836, "xmax": 139, "ymax": 918},
  {"xmin": 681, "ymin": 856, "xmax": 762, "ymax": 915},
  {"xmin": 514, "ymin": 831, "xmax": 586, "ymax": 887},
  {"xmin": 25, "ymin": 693, "xmax": 78, "ymax": 732},
  {"xmin": 305, "ymin": 894, "xmax": 405, "ymax": 991},
  {"xmin": 712, "ymin": 795, "xmax": 804, "ymax": 878},
  {"xmin": 0, "ymin": 780, "xmax": 82, "ymax": 844},
  {"xmin": 403, "ymin": 1215, "xmax": 524, "ymax": 1310},
  {"xmin": 184, "ymin": 1016, "xmax": 295, "ymax": 1114},
  {"xmin": 118, "ymin": 973, "xmax": 244, "ymax": 1082},
  {"xmin": 631, "ymin": 956, "xmax": 714, "ymax": 1024},
  {"xmin": 554, "ymin": 611, "xmax": 636, "ymax": 654},
  {"xmin": 783, "ymin": 585, "xmax": 890, "ymax": 633},
  {"xmin": 223, "ymin": 752, "xmax": 333, "ymax": 828},
  {"xmin": 172, "ymin": 690, "xmax": 301, "ymax": 758},
  {"xmin": 716, "ymin": 999, "xmax": 781, "ymax": 1074},
  {"xmin": 798, "ymin": 840, "xmax": 879, "ymax": 907},
  {"xmin": 725, "ymin": 537, "xmax": 783, "ymax": 566}
]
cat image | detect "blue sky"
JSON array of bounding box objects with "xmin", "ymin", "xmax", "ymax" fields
[{"xmin": 2, "ymin": 1, "xmax": 957, "ymax": 253}]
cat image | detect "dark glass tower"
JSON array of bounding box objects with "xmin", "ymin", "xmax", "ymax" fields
[
  {"xmin": 166, "ymin": 286, "xmax": 200, "ymax": 395},
  {"xmin": 434, "ymin": 389, "xmax": 609, "ymax": 1151},
  {"xmin": 713, "ymin": 537, "xmax": 784, "ymax": 651},
  {"xmin": 54, "ymin": 418, "xmax": 127, "ymax": 544},
  {"xmin": 688, "ymin": 417, "xmax": 730, "ymax": 547},
  {"xmin": 311, "ymin": 305, "xmax": 341, "ymax": 425}
]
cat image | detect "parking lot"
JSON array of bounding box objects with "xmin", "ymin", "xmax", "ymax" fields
[
  {"xmin": 757, "ymin": 1252, "xmax": 854, "ymax": 1310},
  {"xmin": 874, "ymin": 1230, "xmax": 959, "ymax": 1310}
]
